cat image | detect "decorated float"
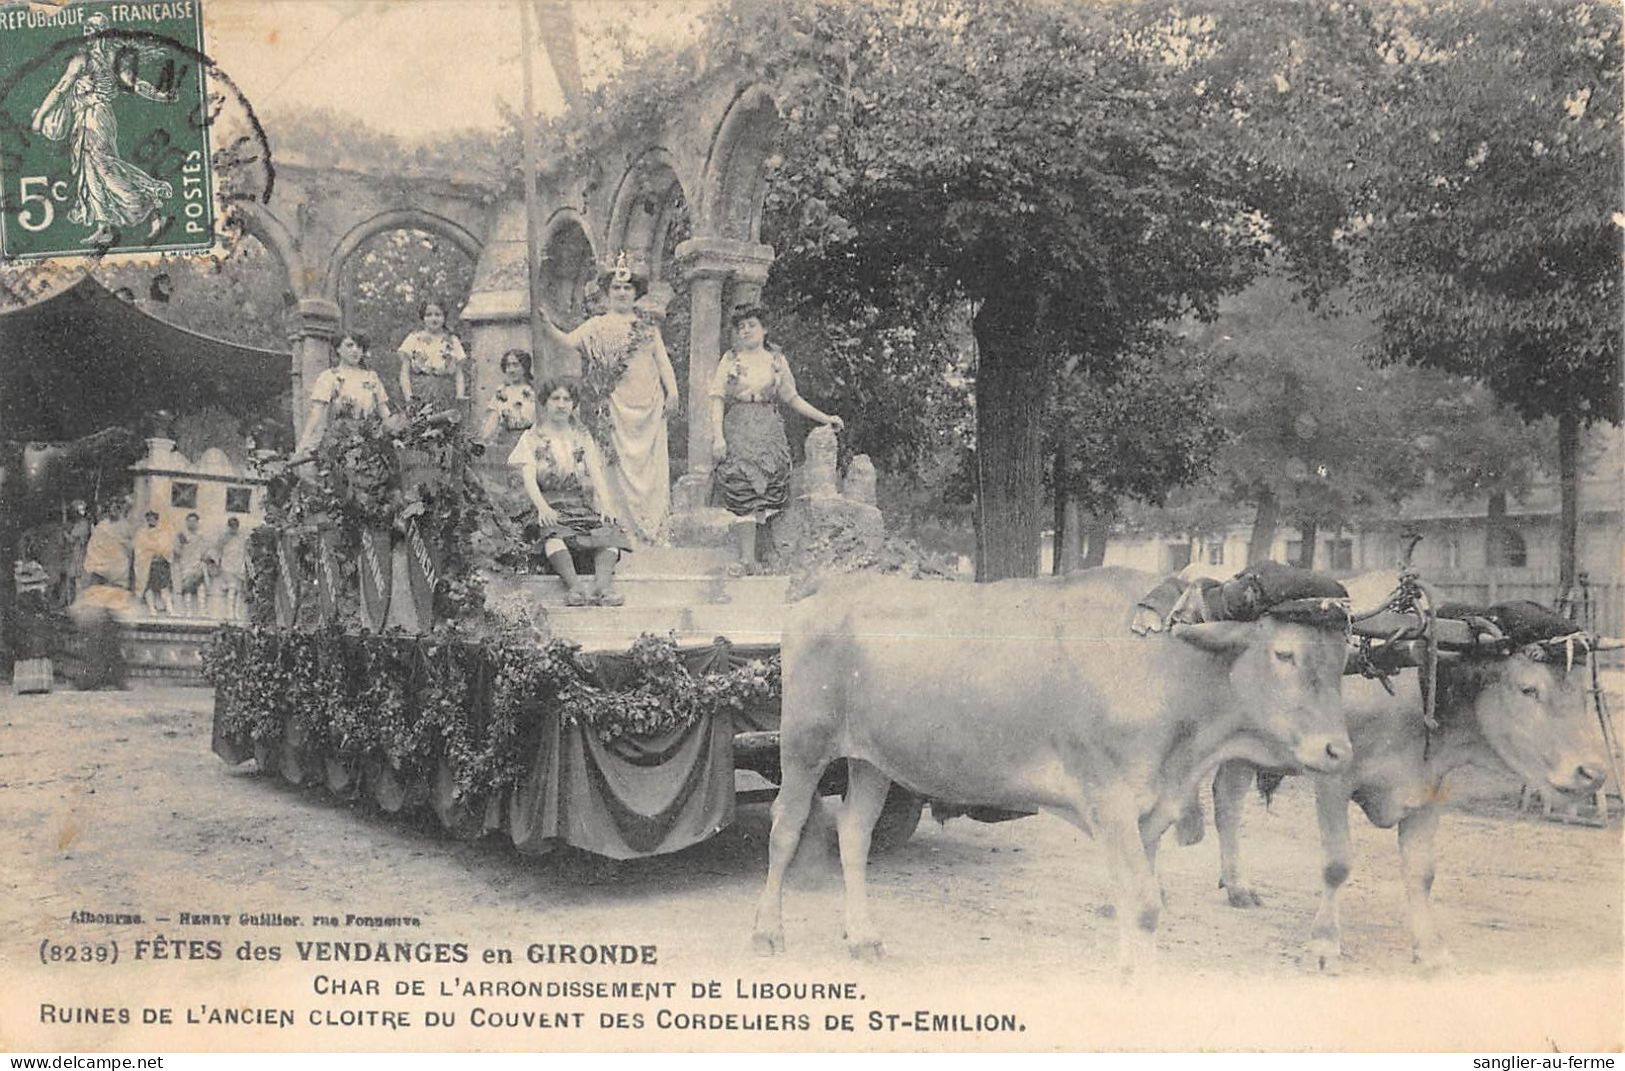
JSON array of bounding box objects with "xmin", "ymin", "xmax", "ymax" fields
[{"xmin": 204, "ymin": 402, "xmax": 929, "ymax": 860}]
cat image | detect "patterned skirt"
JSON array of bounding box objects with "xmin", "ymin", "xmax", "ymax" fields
[
  {"xmin": 529, "ymin": 480, "xmax": 632, "ymax": 555},
  {"xmin": 712, "ymin": 402, "xmax": 791, "ymax": 519}
]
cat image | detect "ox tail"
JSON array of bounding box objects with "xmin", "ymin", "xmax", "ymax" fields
[{"xmin": 1256, "ymin": 769, "xmax": 1287, "ymax": 807}]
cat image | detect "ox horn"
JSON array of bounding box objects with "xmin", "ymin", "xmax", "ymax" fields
[{"xmin": 1171, "ymin": 620, "xmax": 1251, "ymax": 655}]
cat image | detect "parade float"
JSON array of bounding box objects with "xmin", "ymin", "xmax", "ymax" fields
[{"xmin": 203, "ymin": 401, "xmax": 930, "ymax": 860}]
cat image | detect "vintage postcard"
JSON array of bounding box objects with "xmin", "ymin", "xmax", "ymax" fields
[{"xmin": 0, "ymin": 0, "xmax": 1620, "ymax": 1056}]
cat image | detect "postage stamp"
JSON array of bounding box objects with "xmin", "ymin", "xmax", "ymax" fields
[{"xmin": 0, "ymin": 0, "xmax": 216, "ymax": 260}]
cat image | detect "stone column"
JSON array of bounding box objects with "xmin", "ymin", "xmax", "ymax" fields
[
  {"xmin": 683, "ymin": 267, "xmax": 728, "ymax": 476},
  {"xmin": 291, "ymin": 298, "xmax": 341, "ymax": 433},
  {"xmin": 673, "ymin": 236, "xmax": 774, "ymax": 477}
]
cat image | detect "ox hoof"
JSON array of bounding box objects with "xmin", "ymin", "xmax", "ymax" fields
[
  {"xmin": 847, "ymin": 940, "xmax": 885, "ymax": 962},
  {"xmin": 1304, "ymin": 940, "xmax": 1343, "ymax": 975},
  {"xmin": 1224, "ymin": 885, "xmax": 1264, "ymax": 909},
  {"xmin": 751, "ymin": 932, "xmax": 785, "ymax": 957}
]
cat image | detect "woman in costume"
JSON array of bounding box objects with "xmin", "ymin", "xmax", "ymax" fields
[
  {"xmin": 132, "ymin": 510, "xmax": 175, "ymax": 616},
  {"xmin": 29, "ymin": 12, "xmax": 176, "ymax": 246},
  {"xmin": 537, "ymin": 257, "xmax": 679, "ymax": 543},
  {"xmin": 710, "ymin": 304, "xmax": 843, "ymax": 574},
  {"xmin": 510, "ymin": 377, "xmax": 632, "ymax": 606},
  {"xmin": 81, "ymin": 498, "xmax": 132, "ymax": 590},
  {"xmin": 397, "ymin": 299, "xmax": 469, "ymax": 413},
  {"xmin": 477, "ymin": 348, "xmax": 538, "ymax": 457},
  {"xmin": 475, "ymin": 348, "xmax": 539, "ymax": 522},
  {"xmin": 295, "ymin": 331, "xmax": 393, "ymax": 457}
]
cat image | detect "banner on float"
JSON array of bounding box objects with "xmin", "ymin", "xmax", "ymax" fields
[
  {"xmin": 272, "ymin": 528, "xmax": 300, "ymax": 628},
  {"xmin": 358, "ymin": 527, "xmax": 392, "ymax": 632},
  {"xmin": 404, "ymin": 519, "xmax": 439, "ymax": 629},
  {"xmin": 314, "ymin": 528, "xmax": 342, "ymax": 626}
]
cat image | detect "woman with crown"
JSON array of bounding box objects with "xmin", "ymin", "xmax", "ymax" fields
[{"xmin": 537, "ymin": 254, "xmax": 679, "ymax": 543}]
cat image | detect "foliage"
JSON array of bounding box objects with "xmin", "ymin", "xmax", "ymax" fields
[
  {"xmin": 1049, "ymin": 332, "xmax": 1230, "ymax": 520},
  {"xmin": 171, "ymin": 406, "xmax": 249, "ymax": 467},
  {"xmin": 257, "ymin": 409, "xmax": 511, "ymax": 631},
  {"xmin": 541, "ymin": 0, "xmax": 1282, "ymax": 577},
  {"xmin": 1184, "ymin": 0, "xmax": 1621, "ymax": 578},
  {"xmin": 93, "ymin": 235, "xmax": 295, "ymax": 351},
  {"xmin": 340, "ymin": 229, "xmax": 480, "ymax": 407},
  {"xmin": 1124, "ymin": 277, "xmax": 1553, "ymax": 557}
]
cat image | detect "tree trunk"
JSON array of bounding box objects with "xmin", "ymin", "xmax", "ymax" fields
[
  {"xmin": 1557, "ymin": 409, "xmax": 1580, "ymax": 591},
  {"xmin": 1484, "ymin": 490, "xmax": 1508, "ymax": 567},
  {"xmin": 1054, "ymin": 496, "xmax": 1084, "ymax": 575},
  {"xmin": 1298, "ymin": 522, "xmax": 1318, "ymax": 570},
  {"xmin": 972, "ymin": 291, "xmax": 1049, "ymax": 582},
  {"xmin": 1246, "ymin": 489, "xmax": 1278, "ymax": 565},
  {"xmin": 1051, "ymin": 445, "xmax": 1067, "ymax": 576},
  {"xmin": 1081, "ymin": 514, "xmax": 1109, "ymax": 568}
]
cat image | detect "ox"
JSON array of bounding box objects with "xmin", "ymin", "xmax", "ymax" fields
[
  {"xmin": 751, "ymin": 567, "xmax": 1354, "ymax": 973},
  {"xmin": 1210, "ymin": 572, "xmax": 1611, "ymax": 972}
]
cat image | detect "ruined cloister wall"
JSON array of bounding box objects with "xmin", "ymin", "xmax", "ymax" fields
[{"xmin": 232, "ymin": 71, "xmax": 786, "ymax": 483}]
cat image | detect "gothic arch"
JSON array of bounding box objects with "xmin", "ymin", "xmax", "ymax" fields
[
  {"xmin": 539, "ymin": 211, "xmax": 597, "ymax": 326},
  {"xmin": 227, "ymin": 201, "xmax": 306, "ymax": 297},
  {"xmin": 322, "ymin": 208, "xmax": 483, "ymax": 304},
  {"xmin": 699, "ymin": 84, "xmax": 780, "ymax": 241},
  {"xmin": 605, "ymin": 147, "xmax": 689, "ymax": 281}
]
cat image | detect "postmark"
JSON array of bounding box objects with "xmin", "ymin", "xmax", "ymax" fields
[{"xmin": 0, "ymin": 0, "xmax": 274, "ymax": 309}]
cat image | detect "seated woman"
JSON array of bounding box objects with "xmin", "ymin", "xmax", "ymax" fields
[
  {"xmin": 710, "ymin": 304, "xmax": 844, "ymax": 574},
  {"xmin": 81, "ymin": 498, "xmax": 132, "ymax": 590},
  {"xmin": 397, "ymin": 298, "xmax": 468, "ymax": 414},
  {"xmin": 510, "ymin": 377, "xmax": 632, "ymax": 606},
  {"xmin": 294, "ymin": 331, "xmax": 393, "ymax": 459}
]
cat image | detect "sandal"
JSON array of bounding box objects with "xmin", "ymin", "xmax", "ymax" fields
[
  {"xmin": 593, "ymin": 590, "xmax": 625, "ymax": 607},
  {"xmin": 564, "ymin": 589, "xmax": 589, "ymax": 607}
]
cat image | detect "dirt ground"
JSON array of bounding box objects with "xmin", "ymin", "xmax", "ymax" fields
[{"xmin": 1, "ymin": 682, "xmax": 1621, "ymax": 1053}]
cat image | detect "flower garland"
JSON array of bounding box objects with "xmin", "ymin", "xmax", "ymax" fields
[{"xmin": 205, "ymin": 628, "xmax": 783, "ymax": 799}]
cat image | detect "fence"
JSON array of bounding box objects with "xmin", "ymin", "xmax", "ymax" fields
[{"xmin": 1421, "ymin": 569, "xmax": 1623, "ymax": 664}]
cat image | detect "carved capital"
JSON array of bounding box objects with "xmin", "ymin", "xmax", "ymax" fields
[
  {"xmin": 673, "ymin": 236, "xmax": 775, "ymax": 285},
  {"xmin": 295, "ymin": 298, "xmax": 343, "ymax": 339}
]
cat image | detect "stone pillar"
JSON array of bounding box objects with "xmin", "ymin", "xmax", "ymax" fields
[
  {"xmin": 673, "ymin": 236, "xmax": 774, "ymax": 477},
  {"xmin": 683, "ymin": 267, "xmax": 728, "ymax": 476},
  {"xmin": 291, "ymin": 298, "xmax": 340, "ymax": 433}
]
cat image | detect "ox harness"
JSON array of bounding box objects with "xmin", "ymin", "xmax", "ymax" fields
[{"xmin": 1136, "ymin": 565, "xmax": 1606, "ymax": 763}]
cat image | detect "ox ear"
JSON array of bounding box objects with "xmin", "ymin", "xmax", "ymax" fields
[{"xmin": 1172, "ymin": 620, "xmax": 1254, "ymax": 656}]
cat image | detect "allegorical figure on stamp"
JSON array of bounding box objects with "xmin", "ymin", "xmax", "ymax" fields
[{"xmin": 29, "ymin": 12, "xmax": 177, "ymax": 245}]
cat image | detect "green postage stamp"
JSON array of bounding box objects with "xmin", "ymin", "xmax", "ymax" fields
[{"xmin": 0, "ymin": 0, "xmax": 215, "ymax": 260}]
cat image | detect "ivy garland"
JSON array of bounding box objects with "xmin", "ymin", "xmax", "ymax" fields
[
  {"xmin": 204, "ymin": 628, "xmax": 783, "ymax": 800},
  {"xmin": 252, "ymin": 407, "xmax": 524, "ymax": 632},
  {"xmin": 576, "ymin": 317, "xmax": 653, "ymax": 467}
]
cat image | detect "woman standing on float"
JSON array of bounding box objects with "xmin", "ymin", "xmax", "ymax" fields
[
  {"xmin": 710, "ymin": 304, "xmax": 843, "ymax": 573},
  {"xmin": 537, "ymin": 258, "xmax": 679, "ymax": 544},
  {"xmin": 396, "ymin": 299, "xmax": 469, "ymax": 413},
  {"xmin": 294, "ymin": 332, "xmax": 394, "ymax": 458}
]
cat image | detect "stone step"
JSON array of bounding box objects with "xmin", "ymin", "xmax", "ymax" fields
[
  {"xmin": 486, "ymin": 573, "xmax": 789, "ymax": 609},
  {"xmin": 617, "ymin": 546, "xmax": 739, "ymax": 576}
]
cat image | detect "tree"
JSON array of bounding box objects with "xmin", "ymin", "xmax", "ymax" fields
[
  {"xmin": 1048, "ymin": 333, "xmax": 1229, "ymax": 571},
  {"xmin": 742, "ymin": 0, "xmax": 1271, "ymax": 578},
  {"xmin": 1136, "ymin": 275, "xmax": 1547, "ymax": 568},
  {"xmin": 1196, "ymin": 0, "xmax": 1622, "ymax": 586}
]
